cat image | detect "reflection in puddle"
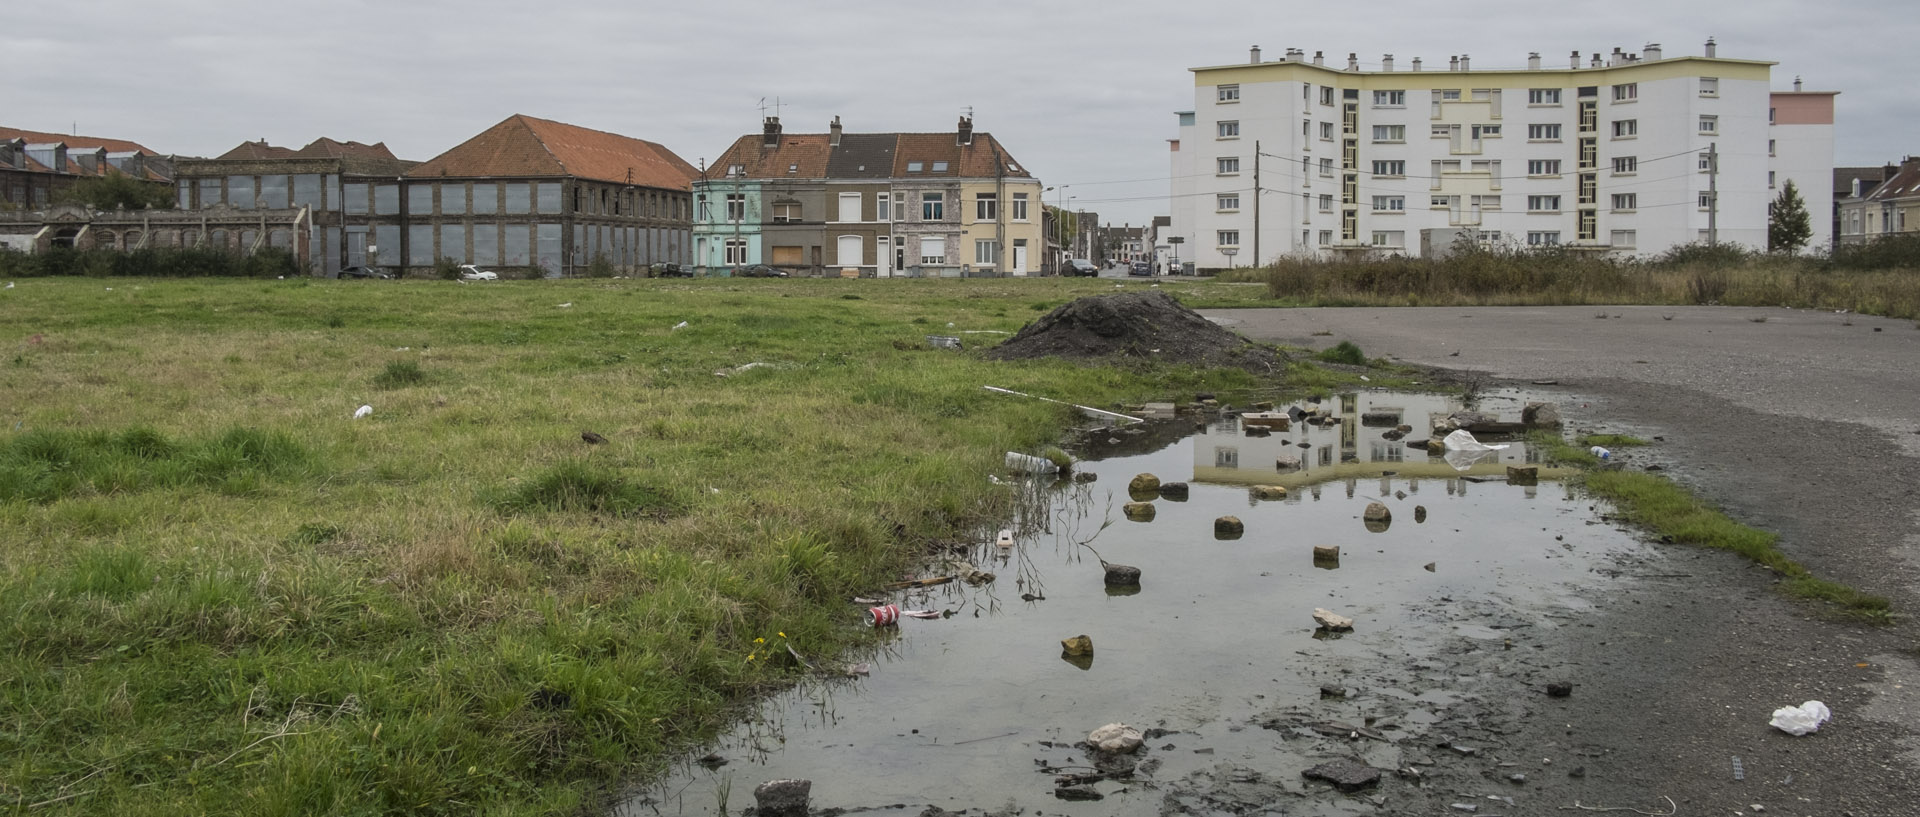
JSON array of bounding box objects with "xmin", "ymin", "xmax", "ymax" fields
[{"xmin": 618, "ymin": 391, "xmax": 1646, "ymax": 816}]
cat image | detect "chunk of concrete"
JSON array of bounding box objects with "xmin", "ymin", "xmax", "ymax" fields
[
  {"xmin": 1523, "ymin": 401, "xmax": 1562, "ymax": 427},
  {"xmin": 1061, "ymin": 634, "xmax": 1094, "ymax": 656},
  {"xmin": 1506, "ymin": 465, "xmax": 1539, "ymax": 485},
  {"xmin": 1363, "ymin": 502, "xmax": 1391, "ymax": 522},
  {"xmin": 1123, "ymin": 501, "xmax": 1156, "ymax": 521},
  {"xmin": 1302, "ymin": 760, "xmax": 1382, "ymax": 792},
  {"xmin": 1313, "ymin": 608, "xmax": 1354, "ymax": 631},
  {"xmin": 1251, "ymin": 485, "xmax": 1289, "ymax": 500},
  {"xmin": 753, "ymin": 779, "xmax": 812, "ymax": 817},
  {"xmin": 1103, "ymin": 563, "xmax": 1141, "ymax": 586},
  {"xmin": 1128, "ymin": 473, "xmax": 1162, "ymax": 495},
  {"xmin": 1215, "ymin": 516, "xmax": 1245, "ymax": 537},
  {"xmin": 1312, "ymin": 545, "xmax": 1340, "ymax": 569},
  {"xmin": 1087, "ymin": 723, "xmax": 1143, "ymax": 754},
  {"xmin": 1158, "ymin": 482, "xmax": 1190, "ymax": 500}
]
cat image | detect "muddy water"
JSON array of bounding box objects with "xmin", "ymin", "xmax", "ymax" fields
[{"xmin": 620, "ymin": 391, "xmax": 1654, "ymax": 816}]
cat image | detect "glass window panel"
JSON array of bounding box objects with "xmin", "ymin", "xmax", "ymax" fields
[
  {"xmin": 472, "ymin": 223, "xmax": 498, "ymax": 265},
  {"xmin": 176, "ymin": 181, "xmax": 191, "ymax": 209},
  {"xmin": 537, "ymin": 223, "xmax": 562, "ymax": 275},
  {"xmin": 409, "ymin": 224, "xmax": 433, "ymax": 265},
  {"xmin": 292, "ymin": 175, "xmax": 321, "ymax": 209},
  {"xmin": 374, "ymin": 225, "xmax": 400, "ymax": 266},
  {"xmin": 239, "ymin": 229, "xmax": 258, "ymax": 249},
  {"xmin": 228, "ymin": 176, "xmax": 255, "ymax": 209},
  {"xmin": 472, "ymin": 182, "xmax": 497, "ymax": 215},
  {"xmin": 537, "ymin": 182, "xmax": 561, "ymax": 214},
  {"xmin": 441, "ymin": 184, "xmax": 466, "ymax": 215},
  {"xmin": 198, "ymin": 178, "xmax": 221, "ymax": 208},
  {"xmin": 268, "ymin": 229, "xmax": 291, "ymax": 249},
  {"xmin": 259, "ymin": 175, "xmax": 288, "ymax": 209},
  {"xmin": 325, "ymin": 175, "xmax": 340, "ymax": 212},
  {"xmin": 505, "ymin": 183, "xmax": 530, "ymax": 214},
  {"xmin": 409, "ymin": 185, "xmax": 433, "ymax": 215},
  {"xmin": 345, "ymin": 182, "xmax": 368, "ymax": 215},
  {"xmin": 439, "ymin": 224, "xmax": 465, "ymax": 263},
  {"xmin": 502, "ymin": 223, "xmax": 531, "ymax": 265},
  {"xmin": 374, "ymin": 184, "xmax": 399, "ymax": 215}
]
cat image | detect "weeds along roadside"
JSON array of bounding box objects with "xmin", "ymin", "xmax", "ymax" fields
[
  {"xmin": 0, "ymin": 275, "xmax": 1283, "ymax": 816},
  {"xmin": 1536, "ymin": 432, "xmax": 1892, "ymax": 620}
]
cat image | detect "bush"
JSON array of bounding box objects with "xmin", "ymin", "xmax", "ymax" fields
[
  {"xmin": 1830, "ymin": 233, "xmax": 1920, "ymax": 271},
  {"xmin": 0, "ymin": 246, "xmax": 299, "ymax": 278},
  {"xmin": 433, "ymin": 256, "xmax": 463, "ymax": 281},
  {"xmin": 585, "ymin": 254, "xmax": 617, "ymax": 279},
  {"xmin": 1316, "ymin": 341, "xmax": 1367, "ymax": 366}
]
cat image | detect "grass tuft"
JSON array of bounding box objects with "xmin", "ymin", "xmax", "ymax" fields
[
  {"xmin": 372, "ymin": 360, "xmax": 427, "ymax": 389},
  {"xmin": 492, "ymin": 461, "xmax": 689, "ymax": 518},
  {"xmin": 1315, "ymin": 341, "xmax": 1367, "ymax": 366},
  {"xmin": 0, "ymin": 426, "xmax": 313, "ymax": 502}
]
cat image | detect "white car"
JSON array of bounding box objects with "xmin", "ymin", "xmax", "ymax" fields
[{"xmin": 458, "ymin": 264, "xmax": 498, "ymax": 281}]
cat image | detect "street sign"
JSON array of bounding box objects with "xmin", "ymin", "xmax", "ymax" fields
[{"xmin": 1220, "ymin": 248, "xmax": 1238, "ymax": 256}]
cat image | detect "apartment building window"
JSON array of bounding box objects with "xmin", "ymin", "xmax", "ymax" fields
[
  {"xmin": 1699, "ymin": 77, "xmax": 1718, "ymax": 97},
  {"xmin": 1433, "ymin": 160, "xmax": 1462, "ymax": 178},
  {"xmin": 974, "ymin": 239, "xmax": 999, "ymax": 265},
  {"xmin": 1319, "ymin": 157, "xmax": 1334, "ymax": 176},
  {"xmin": 1218, "ymin": 120, "xmax": 1240, "ymax": 138},
  {"xmin": 921, "ymin": 191, "xmax": 943, "ymax": 220},
  {"xmin": 1373, "ymin": 90, "xmax": 1405, "ymax": 106},
  {"xmin": 1475, "ymin": 124, "xmax": 1501, "ymax": 138},
  {"xmin": 1612, "ymin": 83, "xmax": 1638, "ymax": 102},
  {"xmin": 1011, "ymin": 192, "xmax": 1028, "ymax": 221},
  {"xmin": 1528, "ymin": 195, "xmax": 1561, "ymax": 212},
  {"xmin": 1768, "ymin": 139, "xmax": 1776, "ymax": 157},
  {"xmin": 1612, "ymin": 156, "xmax": 1637, "ymax": 174},
  {"xmin": 1698, "ymin": 192, "xmax": 1715, "ymax": 209},
  {"xmin": 1318, "ymin": 194, "xmax": 1333, "ymax": 211},
  {"xmin": 1217, "ymin": 193, "xmax": 1240, "ymax": 211},
  {"xmin": 1320, "ymin": 121, "xmax": 1334, "ymax": 140},
  {"xmin": 772, "ymin": 202, "xmax": 801, "ymax": 223},
  {"xmin": 1372, "ymin": 125, "xmax": 1406, "ymax": 142},
  {"xmin": 696, "ymin": 194, "xmax": 710, "ymax": 222},
  {"xmin": 1318, "ymin": 230, "xmax": 1332, "ymax": 245},
  {"xmin": 1698, "ymin": 152, "xmax": 1714, "ymax": 172},
  {"xmin": 1698, "ymin": 115, "xmax": 1718, "ymax": 135},
  {"xmin": 1611, "ymin": 229, "xmax": 1636, "ymax": 247},
  {"xmin": 1372, "ymin": 195, "xmax": 1405, "ymax": 212},
  {"xmin": 1471, "ymin": 194, "xmax": 1500, "ymax": 210},
  {"xmin": 1528, "ymin": 123, "xmax": 1562, "ymax": 140},
  {"xmin": 1769, "ymin": 107, "xmax": 1776, "ymax": 124},
  {"xmin": 1612, "ymin": 119, "xmax": 1638, "ymax": 138},
  {"xmin": 1433, "ymin": 124, "xmax": 1457, "ymax": 139},
  {"xmin": 1528, "ymin": 159, "xmax": 1561, "ymax": 176},
  {"xmin": 1217, "ymin": 157, "xmax": 1240, "ymax": 174},
  {"xmin": 1431, "ymin": 195, "xmax": 1455, "ymax": 208},
  {"xmin": 1302, "ymin": 120, "xmax": 1311, "ymax": 138},
  {"xmin": 1611, "ymin": 193, "xmax": 1637, "ymax": 210},
  {"xmin": 1320, "ymin": 86, "xmax": 1335, "ymax": 105},
  {"xmin": 724, "ymin": 238, "xmax": 747, "ymax": 264},
  {"xmin": 1527, "ymin": 231, "xmax": 1561, "ymax": 246},
  {"xmin": 1371, "ymin": 160, "xmax": 1405, "ymax": 177},
  {"xmin": 1528, "ymin": 88, "xmax": 1561, "ymax": 105},
  {"xmin": 975, "ymin": 192, "xmax": 997, "ymax": 220},
  {"xmin": 1218, "ymin": 84, "xmax": 1239, "ymax": 102},
  {"xmin": 1441, "ymin": 89, "xmax": 1462, "ymax": 101},
  {"xmin": 1218, "ymin": 230, "xmax": 1240, "ymax": 247},
  {"xmin": 1769, "ymin": 171, "xmax": 1777, "ymax": 189},
  {"xmin": 921, "ymin": 236, "xmax": 945, "ymax": 264},
  {"xmin": 1371, "ymin": 231, "xmax": 1404, "ymax": 246},
  {"xmin": 725, "ymin": 193, "xmax": 745, "ymax": 221}
]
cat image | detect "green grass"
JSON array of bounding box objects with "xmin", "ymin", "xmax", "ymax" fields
[
  {"xmin": 1314, "ymin": 340, "xmax": 1367, "ymax": 366},
  {"xmin": 0, "ymin": 275, "xmax": 1322, "ymax": 816},
  {"xmin": 1533, "ymin": 434, "xmax": 1891, "ymax": 620}
]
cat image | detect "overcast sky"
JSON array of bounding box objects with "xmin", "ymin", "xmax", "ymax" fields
[{"xmin": 6, "ymin": 1, "xmax": 1910, "ymax": 226}]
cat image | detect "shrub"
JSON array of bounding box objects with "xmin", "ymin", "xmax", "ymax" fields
[
  {"xmin": 1316, "ymin": 341, "xmax": 1366, "ymax": 366},
  {"xmin": 585, "ymin": 254, "xmax": 617, "ymax": 279},
  {"xmin": 434, "ymin": 256, "xmax": 463, "ymax": 280}
]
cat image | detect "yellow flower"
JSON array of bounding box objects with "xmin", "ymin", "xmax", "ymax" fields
[
  {"xmin": 747, "ymin": 653, "xmax": 756, "ymax": 661},
  {"xmin": 778, "ymin": 632, "xmax": 786, "ymax": 638},
  {"xmin": 754, "ymin": 637, "xmax": 765, "ymax": 644}
]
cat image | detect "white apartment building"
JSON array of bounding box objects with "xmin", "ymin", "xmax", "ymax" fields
[{"xmin": 1168, "ymin": 41, "xmax": 1835, "ymax": 267}]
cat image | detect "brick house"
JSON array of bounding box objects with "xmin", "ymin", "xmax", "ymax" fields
[
  {"xmin": 171, "ymin": 137, "xmax": 413, "ymax": 273},
  {"xmin": 0, "ymin": 126, "xmax": 174, "ymax": 210}
]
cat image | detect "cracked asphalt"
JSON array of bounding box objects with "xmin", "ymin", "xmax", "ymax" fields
[{"xmin": 1206, "ymin": 303, "xmax": 1920, "ymax": 817}]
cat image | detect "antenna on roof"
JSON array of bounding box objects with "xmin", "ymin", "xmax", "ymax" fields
[
  {"xmin": 962, "ymin": 106, "xmax": 973, "ymax": 120},
  {"xmin": 757, "ymin": 96, "xmax": 786, "ymax": 119}
]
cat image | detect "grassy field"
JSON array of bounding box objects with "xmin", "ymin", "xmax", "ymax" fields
[{"xmin": 0, "ymin": 275, "xmax": 1310, "ymax": 815}]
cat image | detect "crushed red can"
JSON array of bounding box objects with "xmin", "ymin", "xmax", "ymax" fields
[{"xmin": 865, "ymin": 604, "xmax": 900, "ymax": 627}]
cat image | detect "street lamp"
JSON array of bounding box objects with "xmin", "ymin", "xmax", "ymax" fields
[{"xmin": 1045, "ymin": 184, "xmax": 1070, "ymax": 273}]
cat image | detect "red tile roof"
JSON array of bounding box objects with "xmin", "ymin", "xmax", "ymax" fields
[
  {"xmin": 293, "ymin": 137, "xmax": 399, "ymax": 161},
  {"xmin": 0, "ymin": 126, "xmax": 159, "ymax": 155},
  {"xmin": 708, "ymin": 127, "xmax": 1032, "ymax": 181},
  {"xmin": 406, "ymin": 115, "xmax": 698, "ymax": 191},
  {"xmin": 216, "ymin": 140, "xmax": 301, "ymax": 160}
]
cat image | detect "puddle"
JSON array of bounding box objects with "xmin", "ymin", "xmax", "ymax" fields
[{"xmin": 618, "ymin": 391, "xmax": 1657, "ymax": 816}]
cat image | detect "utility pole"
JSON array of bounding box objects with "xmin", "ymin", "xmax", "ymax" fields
[
  {"xmin": 1253, "ymin": 140, "xmax": 1260, "ymax": 268},
  {"xmin": 1707, "ymin": 141, "xmax": 1719, "ymax": 248}
]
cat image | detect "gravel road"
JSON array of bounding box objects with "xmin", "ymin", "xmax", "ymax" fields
[{"xmin": 1207, "ymin": 304, "xmax": 1920, "ymax": 817}]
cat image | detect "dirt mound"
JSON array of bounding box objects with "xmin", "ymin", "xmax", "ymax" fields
[{"xmin": 987, "ymin": 290, "xmax": 1284, "ymax": 373}]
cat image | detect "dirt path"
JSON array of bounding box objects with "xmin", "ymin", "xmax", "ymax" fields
[{"xmin": 1206, "ymin": 304, "xmax": 1920, "ymax": 816}]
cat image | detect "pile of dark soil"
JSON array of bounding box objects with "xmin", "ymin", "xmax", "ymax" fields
[{"xmin": 986, "ymin": 290, "xmax": 1285, "ymax": 373}]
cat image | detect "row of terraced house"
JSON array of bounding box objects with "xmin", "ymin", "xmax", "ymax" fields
[{"xmin": 1, "ymin": 114, "xmax": 1051, "ymax": 278}]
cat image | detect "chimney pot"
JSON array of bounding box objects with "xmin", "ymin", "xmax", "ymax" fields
[
  {"xmin": 1528, "ymin": 51, "xmax": 1541, "ymax": 70},
  {"xmin": 1459, "ymin": 53, "xmax": 1470, "ymax": 71},
  {"xmin": 1250, "ymin": 44, "xmax": 1262, "ymax": 64},
  {"xmin": 1313, "ymin": 50, "xmax": 1324, "ymax": 65},
  {"xmin": 1793, "ymin": 75, "xmax": 1803, "ymax": 91},
  {"xmin": 1571, "ymin": 49, "xmax": 1581, "ymax": 69},
  {"xmin": 1644, "ymin": 42, "xmax": 1662, "ymax": 60},
  {"xmin": 1449, "ymin": 55, "xmax": 1459, "ymax": 70},
  {"xmin": 1382, "ymin": 53, "xmax": 1394, "ymax": 71},
  {"xmin": 829, "ymin": 115, "xmax": 842, "ymax": 147},
  {"xmin": 1347, "ymin": 52, "xmax": 1359, "ymax": 70},
  {"xmin": 1412, "ymin": 57, "xmax": 1422, "ymax": 71},
  {"xmin": 1705, "ymin": 37, "xmax": 1717, "ymax": 57}
]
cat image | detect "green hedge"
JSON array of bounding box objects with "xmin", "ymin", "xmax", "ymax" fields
[{"xmin": 0, "ymin": 246, "xmax": 300, "ymax": 278}]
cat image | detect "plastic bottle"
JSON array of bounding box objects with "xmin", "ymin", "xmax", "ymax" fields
[{"xmin": 1589, "ymin": 446, "xmax": 1611, "ymax": 460}]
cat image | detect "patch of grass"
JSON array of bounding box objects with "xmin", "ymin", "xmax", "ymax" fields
[
  {"xmin": 1315, "ymin": 341, "xmax": 1366, "ymax": 366},
  {"xmin": 0, "ymin": 426, "xmax": 314, "ymax": 503},
  {"xmin": 1578, "ymin": 433, "xmax": 1650, "ymax": 448},
  {"xmin": 1583, "ymin": 469, "xmax": 1891, "ymax": 620},
  {"xmin": 492, "ymin": 461, "xmax": 688, "ymax": 518},
  {"xmin": 372, "ymin": 360, "xmax": 427, "ymax": 389}
]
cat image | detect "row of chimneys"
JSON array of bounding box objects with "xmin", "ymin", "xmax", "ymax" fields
[
  {"xmin": 1249, "ymin": 38, "xmax": 1717, "ymax": 70},
  {"xmin": 762, "ymin": 115, "xmax": 974, "ymax": 149}
]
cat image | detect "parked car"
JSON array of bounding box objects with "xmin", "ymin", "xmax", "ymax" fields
[
  {"xmin": 1064, "ymin": 258, "xmax": 1100, "ymax": 276},
  {"xmin": 733, "ymin": 264, "xmax": 789, "ymax": 278},
  {"xmin": 457, "ymin": 264, "xmax": 498, "ymax": 281},
  {"xmin": 649, "ymin": 262, "xmax": 692, "ymax": 278},
  {"xmin": 1129, "ymin": 261, "xmax": 1153, "ymax": 277},
  {"xmin": 338, "ymin": 265, "xmax": 392, "ymax": 279}
]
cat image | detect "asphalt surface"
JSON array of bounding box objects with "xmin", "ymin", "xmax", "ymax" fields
[{"xmin": 1205, "ymin": 304, "xmax": 1920, "ymax": 817}]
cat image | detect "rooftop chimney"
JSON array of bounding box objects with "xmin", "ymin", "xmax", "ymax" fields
[
  {"xmin": 1411, "ymin": 57, "xmax": 1422, "ymax": 71},
  {"xmin": 1528, "ymin": 52, "xmax": 1541, "ymax": 70},
  {"xmin": 1347, "ymin": 52, "xmax": 1359, "ymax": 70},
  {"xmin": 1643, "ymin": 42, "xmax": 1662, "ymax": 60},
  {"xmin": 1610, "ymin": 46, "xmax": 1623, "ymax": 66},
  {"xmin": 762, "ymin": 116, "xmax": 781, "ymax": 148},
  {"xmin": 829, "ymin": 115, "xmax": 842, "ymax": 147},
  {"xmin": 1459, "ymin": 53, "xmax": 1470, "ymax": 70},
  {"xmin": 956, "ymin": 116, "xmax": 973, "ymax": 146},
  {"xmin": 1793, "ymin": 75, "xmax": 1803, "ymax": 91},
  {"xmin": 1313, "ymin": 50, "xmax": 1324, "ymax": 66},
  {"xmin": 1449, "ymin": 55, "xmax": 1459, "ymax": 71},
  {"xmin": 1571, "ymin": 50, "xmax": 1581, "ymax": 69},
  {"xmin": 1705, "ymin": 37, "xmax": 1716, "ymax": 58},
  {"xmin": 1591, "ymin": 52, "xmax": 1603, "ymax": 68},
  {"xmin": 1250, "ymin": 44, "xmax": 1262, "ymax": 64},
  {"xmin": 1382, "ymin": 54, "xmax": 1394, "ymax": 71}
]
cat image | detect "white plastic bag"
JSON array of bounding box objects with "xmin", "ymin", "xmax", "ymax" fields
[
  {"xmin": 1004, "ymin": 451, "xmax": 1059, "ymax": 474},
  {"xmin": 1441, "ymin": 429, "xmax": 1508, "ymax": 471},
  {"xmin": 1769, "ymin": 700, "xmax": 1831, "ymax": 736}
]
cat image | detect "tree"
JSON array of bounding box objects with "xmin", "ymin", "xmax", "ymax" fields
[
  {"xmin": 1768, "ymin": 179, "xmax": 1812, "ymax": 254},
  {"xmin": 54, "ymin": 172, "xmax": 174, "ymax": 211}
]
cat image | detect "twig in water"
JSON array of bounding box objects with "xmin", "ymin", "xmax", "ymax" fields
[{"xmin": 1559, "ymin": 795, "xmax": 1677, "ymax": 815}]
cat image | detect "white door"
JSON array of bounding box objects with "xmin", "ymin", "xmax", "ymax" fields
[
  {"xmin": 837, "ymin": 235, "xmax": 863, "ymax": 268},
  {"xmin": 1011, "ymin": 243, "xmax": 1028, "ymax": 274},
  {"xmin": 877, "ymin": 236, "xmax": 892, "ymax": 277}
]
